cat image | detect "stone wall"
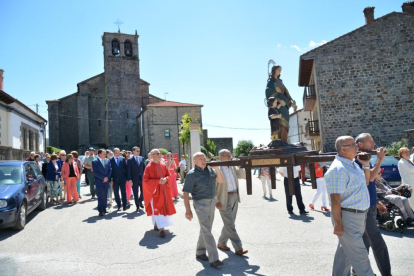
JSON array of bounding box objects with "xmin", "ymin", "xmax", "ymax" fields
[
  {"xmin": 303, "ymin": 13, "xmax": 414, "ymax": 151},
  {"xmin": 209, "ymin": 138, "xmax": 233, "ymax": 154},
  {"xmin": 57, "ymin": 95, "xmax": 79, "ymax": 152},
  {"xmin": 141, "ymin": 106, "xmax": 203, "ymax": 157}
]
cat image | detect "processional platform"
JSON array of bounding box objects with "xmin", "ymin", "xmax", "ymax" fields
[{"xmin": 208, "ymin": 145, "xmax": 378, "ymax": 196}]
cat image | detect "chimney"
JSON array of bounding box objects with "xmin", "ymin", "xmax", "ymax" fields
[
  {"xmin": 0, "ymin": 69, "xmax": 4, "ymax": 91},
  {"xmin": 402, "ymin": 1, "xmax": 414, "ymax": 14},
  {"xmin": 363, "ymin": 7, "xmax": 375, "ymax": 25}
]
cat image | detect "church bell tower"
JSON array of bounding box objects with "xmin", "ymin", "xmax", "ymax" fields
[{"xmin": 101, "ymin": 30, "xmax": 141, "ymax": 149}]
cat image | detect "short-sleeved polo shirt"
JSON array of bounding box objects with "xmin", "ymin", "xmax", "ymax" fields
[
  {"xmin": 183, "ymin": 165, "xmax": 217, "ymax": 200},
  {"xmin": 325, "ymin": 155, "xmax": 370, "ymax": 211}
]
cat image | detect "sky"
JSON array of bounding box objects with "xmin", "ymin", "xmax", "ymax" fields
[{"xmin": 0, "ymin": 0, "xmax": 401, "ymax": 148}]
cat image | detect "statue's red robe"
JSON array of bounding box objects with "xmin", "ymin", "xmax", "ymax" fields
[{"xmin": 143, "ymin": 161, "xmax": 176, "ymax": 216}]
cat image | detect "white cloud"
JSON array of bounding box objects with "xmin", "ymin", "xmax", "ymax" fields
[
  {"xmin": 309, "ymin": 40, "xmax": 327, "ymax": 48},
  {"xmin": 277, "ymin": 44, "xmax": 283, "ymax": 48},
  {"xmin": 290, "ymin": 45, "xmax": 302, "ymax": 52},
  {"xmin": 290, "ymin": 40, "xmax": 327, "ymax": 53}
]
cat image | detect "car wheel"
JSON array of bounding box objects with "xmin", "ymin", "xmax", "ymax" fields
[
  {"xmin": 12, "ymin": 201, "xmax": 27, "ymax": 230},
  {"xmin": 37, "ymin": 190, "xmax": 47, "ymax": 210}
]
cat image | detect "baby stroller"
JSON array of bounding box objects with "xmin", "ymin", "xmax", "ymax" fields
[{"xmin": 376, "ymin": 187, "xmax": 412, "ymax": 232}]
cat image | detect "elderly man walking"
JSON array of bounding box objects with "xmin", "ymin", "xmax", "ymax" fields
[
  {"xmin": 215, "ymin": 149, "xmax": 248, "ymax": 255},
  {"xmin": 355, "ymin": 133, "xmax": 391, "ymax": 276},
  {"xmin": 325, "ymin": 136, "xmax": 374, "ymax": 276},
  {"xmin": 183, "ymin": 152, "xmax": 225, "ymax": 267}
]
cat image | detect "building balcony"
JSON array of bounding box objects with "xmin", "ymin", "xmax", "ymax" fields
[
  {"xmin": 303, "ymin": 85, "xmax": 316, "ymax": 111},
  {"xmin": 304, "ymin": 120, "xmax": 320, "ymax": 139}
]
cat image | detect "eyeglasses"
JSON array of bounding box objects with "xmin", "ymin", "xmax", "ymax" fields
[
  {"xmin": 341, "ymin": 143, "xmax": 358, "ymax": 148},
  {"xmin": 61, "ymin": 154, "xmax": 66, "ymax": 156}
]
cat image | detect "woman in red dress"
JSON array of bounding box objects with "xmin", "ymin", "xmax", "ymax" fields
[{"xmin": 166, "ymin": 152, "xmax": 179, "ymax": 200}]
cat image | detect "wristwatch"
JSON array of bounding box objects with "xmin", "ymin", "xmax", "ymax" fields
[{"xmin": 363, "ymin": 166, "xmax": 370, "ymax": 170}]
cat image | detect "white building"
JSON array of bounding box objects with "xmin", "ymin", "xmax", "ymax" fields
[
  {"xmin": 288, "ymin": 108, "xmax": 313, "ymax": 151},
  {"xmin": 0, "ymin": 70, "xmax": 47, "ymax": 160}
]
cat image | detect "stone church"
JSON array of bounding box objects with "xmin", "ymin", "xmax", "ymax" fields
[{"xmin": 47, "ymin": 31, "xmax": 204, "ymax": 156}]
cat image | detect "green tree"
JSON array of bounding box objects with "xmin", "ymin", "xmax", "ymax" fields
[
  {"xmin": 386, "ymin": 138, "xmax": 408, "ymax": 157},
  {"xmin": 233, "ymin": 140, "xmax": 254, "ymax": 157},
  {"xmin": 159, "ymin": 148, "xmax": 168, "ymax": 155},
  {"xmin": 204, "ymin": 139, "xmax": 217, "ymax": 156},
  {"xmin": 179, "ymin": 113, "xmax": 201, "ymax": 156}
]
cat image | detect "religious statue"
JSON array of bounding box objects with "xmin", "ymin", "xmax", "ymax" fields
[{"xmin": 265, "ymin": 64, "xmax": 297, "ymax": 146}]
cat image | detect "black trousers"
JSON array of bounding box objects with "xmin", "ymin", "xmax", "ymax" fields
[
  {"xmin": 362, "ymin": 205, "xmax": 392, "ymax": 276},
  {"xmin": 132, "ymin": 180, "xmax": 143, "ymax": 207},
  {"xmin": 283, "ymin": 177, "xmax": 305, "ymax": 212},
  {"xmin": 113, "ymin": 180, "xmax": 127, "ymax": 208}
]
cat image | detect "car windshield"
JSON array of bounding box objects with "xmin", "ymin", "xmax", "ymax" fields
[
  {"xmin": 0, "ymin": 165, "xmax": 22, "ymax": 185},
  {"xmin": 370, "ymin": 156, "xmax": 398, "ymax": 166}
]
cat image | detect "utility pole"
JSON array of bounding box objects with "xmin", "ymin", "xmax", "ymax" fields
[{"xmin": 36, "ymin": 104, "xmax": 39, "ymax": 114}]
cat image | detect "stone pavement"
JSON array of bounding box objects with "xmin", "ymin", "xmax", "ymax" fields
[{"xmin": 0, "ymin": 172, "xmax": 413, "ymax": 276}]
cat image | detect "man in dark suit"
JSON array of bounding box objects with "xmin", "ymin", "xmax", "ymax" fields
[
  {"xmin": 110, "ymin": 148, "xmax": 130, "ymax": 211},
  {"xmin": 92, "ymin": 149, "xmax": 112, "ymax": 216},
  {"xmin": 127, "ymin": 146, "xmax": 146, "ymax": 212}
]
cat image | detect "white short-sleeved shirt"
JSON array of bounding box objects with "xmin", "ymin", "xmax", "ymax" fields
[{"xmin": 279, "ymin": 166, "xmax": 301, "ymax": 178}]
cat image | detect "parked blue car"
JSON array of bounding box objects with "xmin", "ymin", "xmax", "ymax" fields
[
  {"xmin": 370, "ymin": 156, "xmax": 402, "ymax": 187},
  {"xmin": 0, "ymin": 161, "xmax": 47, "ymax": 230}
]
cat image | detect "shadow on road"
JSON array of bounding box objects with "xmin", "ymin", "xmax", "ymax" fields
[
  {"xmin": 122, "ymin": 211, "xmax": 145, "ymax": 220},
  {"xmin": 139, "ymin": 230, "xmax": 176, "ymax": 249},
  {"xmin": 195, "ymin": 250, "xmax": 264, "ymax": 276},
  {"xmin": 0, "ymin": 257, "xmax": 19, "ymax": 275},
  {"xmin": 288, "ymin": 214, "xmax": 315, "ymax": 223},
  {"xmin": 0, "ymin": 210, "xmax": 42, "ymax": 241},
  {"xmin": 380, "ymin": 227, "xmax": 414, "ymax": 238},
  {"xmin": 312, "ymin": 210, "xmax": 331, "ymax": 217}
]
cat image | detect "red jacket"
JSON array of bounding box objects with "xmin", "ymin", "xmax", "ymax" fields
[{"xmin": 61, "ymin": 162, "xmax": 80, "ymax": 181}]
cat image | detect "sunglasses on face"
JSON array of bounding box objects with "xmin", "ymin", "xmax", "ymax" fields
[{"xmin": 152, "ymin": 153, "xmax": 160, "ymax": 155}]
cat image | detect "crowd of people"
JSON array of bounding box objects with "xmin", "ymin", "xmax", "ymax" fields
[{"xmin": 23, "ymin": 137, "xmax": 414, "ymax": 271}]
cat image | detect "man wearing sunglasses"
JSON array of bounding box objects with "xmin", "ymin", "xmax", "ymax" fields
[{"xmin": 325, "ymin": 136, "xmax": 374, "ymax": 276}]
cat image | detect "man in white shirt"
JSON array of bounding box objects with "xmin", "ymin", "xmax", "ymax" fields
[
  {"xmin": 279, "ymin": 166, "xmax": 308, "ymax": 215},
  {"xmin": 179, "ymin": 155, "xmax": 186, "ymax": 183}
]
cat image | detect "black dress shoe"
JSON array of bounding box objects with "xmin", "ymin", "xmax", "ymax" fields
[
  {"xmin": 123, "ymin": 205, "xmax": 131, "ymax": 211},
  {"xmin": 139, "ymin": 201, "xmax": 144, "ymax": 208},
  {"xmin": 136, "ymin": 207, "xmax": 140, "ymax": 212},
  {"xmin": 118, "ymin": 206, "xmax": 121, "ymax": 211},
  {"xmin": 300, "ymin": 210, "xmax": 309, "ymax": 215},
  {"xmin": 210, "ymin": 260, "xmax": 224, "ymax": 267},
  {"xmin": 104, "ymin": 210, "xmax": 109, "ymax": 213},
  {"xmin": 196, "ymin": 254, "xmax": 209, "ymax": 261},
  {"xmin": 288, "ymin": 211, "xmax": 294, "ymax": 215},
  {"xmin": 99, "ymin": 212, "xmax": 104, "ymax": 216}
]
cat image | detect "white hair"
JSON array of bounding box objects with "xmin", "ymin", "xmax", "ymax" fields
[
  {"xmin": 193, "ymin": 152, "xmax": 205, "ymax": 160},
  {"xmin": 218, "ymin": 149, "xmax": 230, "ymax": 156},
  {"xmin": 113, "ymin": 148, "xmax": 120, "ymax": 153},
  {"xmin": 150, "ymin": 149, "xmax": 160, "ymax": 154}
]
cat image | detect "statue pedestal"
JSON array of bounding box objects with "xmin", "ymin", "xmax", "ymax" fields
[{"xmin": 189, "ymin": 123, "xmax": 201, "ymax": 168}]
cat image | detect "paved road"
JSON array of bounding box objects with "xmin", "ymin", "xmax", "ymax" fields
[{"xmin": 1, "ymin": 172, "xmax": 413, "ymax": 276}]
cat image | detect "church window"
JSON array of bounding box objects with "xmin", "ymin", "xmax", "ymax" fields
[
  {"xmin": 124, "ymin": 41, "xmax": 133, "ymax": 57},
  {"xmin": 98, "ymin": 120, "xmax": 101, "ymax": 127},
  {"xmin": 112, "ymin": 39, "xmax": 120, "ymax": 56},
  {"xmin": 125, "ymin": 135, "xmax": 128, "ymax": 142},
  {"xmin": 164, "ymin": 129, "xmax": 170, "ymax": 138}
]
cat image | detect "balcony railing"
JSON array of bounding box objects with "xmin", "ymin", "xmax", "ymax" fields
[
  {"xmin": 303, "ymin": 85, "xmax": 316, "ymax": 111},
  {"xmin": 305, "ymin": 120, "xmax": 320, "ymax": 139}
]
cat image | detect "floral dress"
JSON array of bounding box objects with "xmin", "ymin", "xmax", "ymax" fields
[{"xmin": 47, "ymin": 163, "xmax": 61, "ymax": 198}]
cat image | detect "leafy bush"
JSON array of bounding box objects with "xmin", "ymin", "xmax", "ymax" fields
[
  {"xmin": 200, "ymin": 146, "xmax": 209, "ymax": 157},
  {"xmin": 233, "ymin": 140, "xmax": 254, "ymax": 157},
  {"xmin": 204, "ymin": 139, "xmax": 217, "ymax": 156},
  {"xmin": 46, "ymin": 146, "xmax": 63, "ymax": 154},
  {"xmin": 159, "ymin": 148, "xmax": 168, "ymax": 155},
  {"xmin": 386, "ymin": 138, "xmax": 408, "ymax": 157}
]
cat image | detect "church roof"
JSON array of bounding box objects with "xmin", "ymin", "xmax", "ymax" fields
[{"xmin": 146, "ymin": 100, "xmax": 203, "ymax": 107}]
